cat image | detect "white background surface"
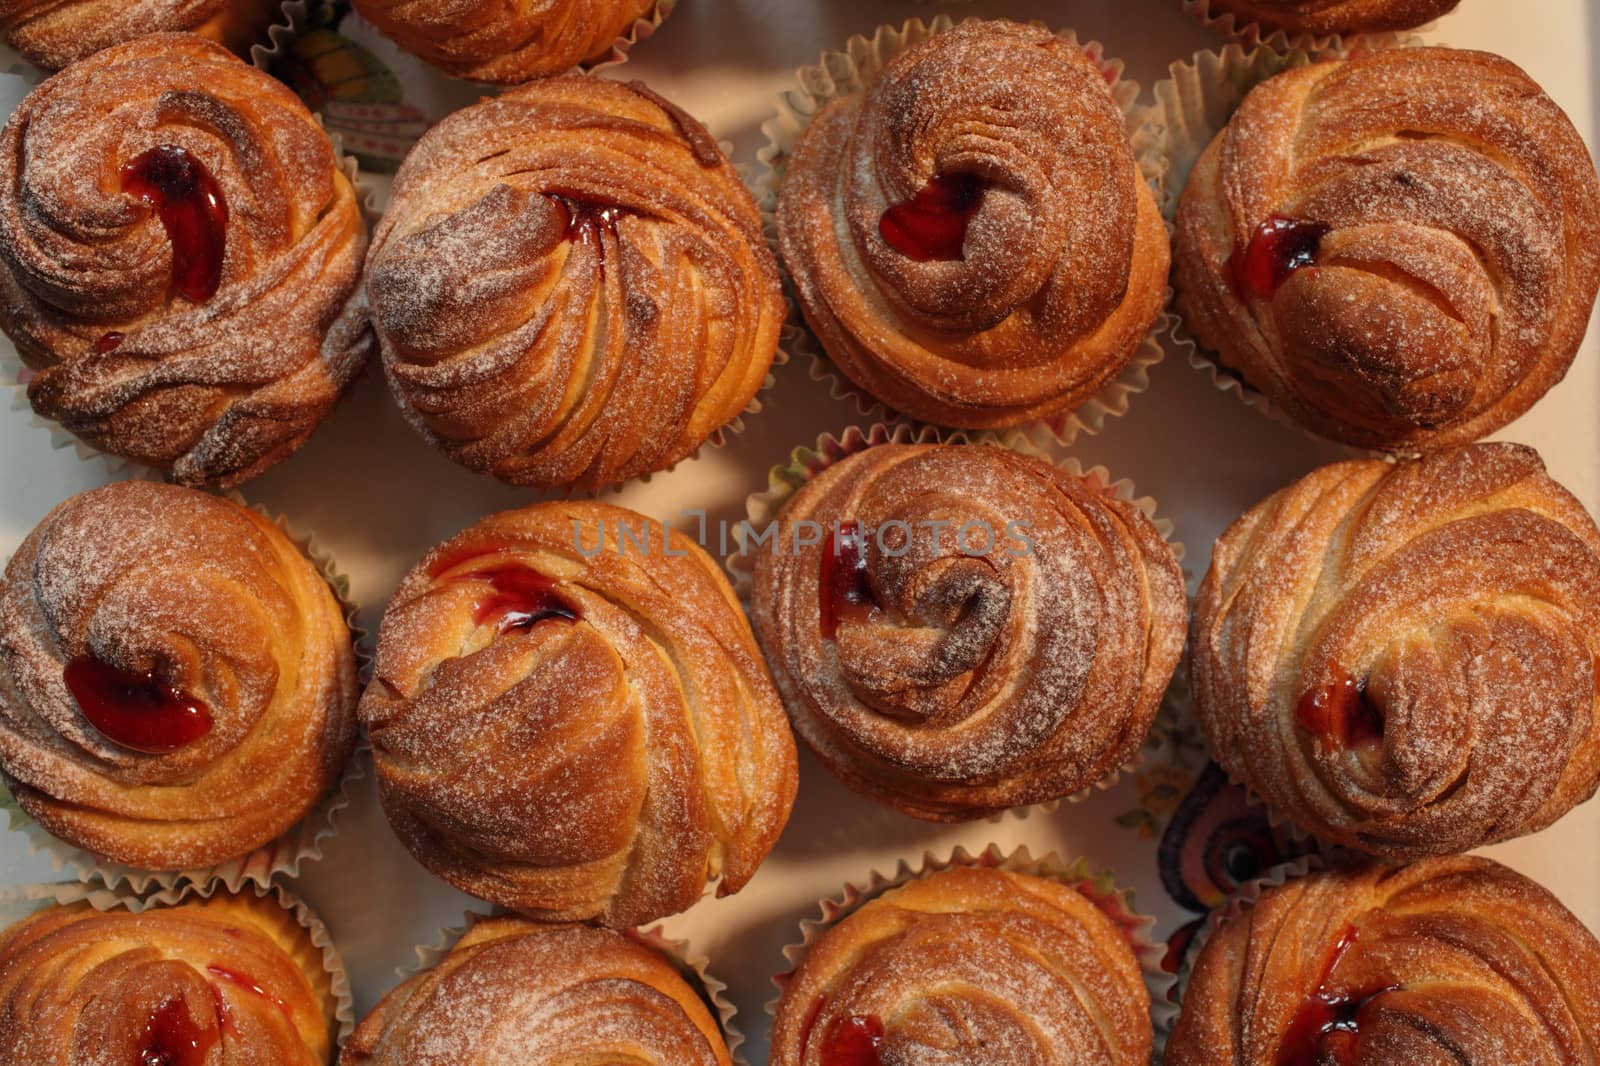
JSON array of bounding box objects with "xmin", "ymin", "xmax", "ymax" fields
[{"xmin": 0, "ymin": 1, "xmax": 1597, "ymax": 1060}]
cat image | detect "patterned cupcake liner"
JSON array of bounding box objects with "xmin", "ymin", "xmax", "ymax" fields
[
  {"xmin": 0, "ymin": 486, "xmax": 371, "ymax": 894},
  {"xmin": 0, "ymin": 873, "xmax": 356, "ymax": 1047},
  {"xmin": 754, "ymin": 15, "xmax": 1173, "ymax": 450},
  {"xmin": 766, "ymin": 843, "xmax": 1179, "ymax": 1055},
  {"xmin": 1179, "ymin": 0, "xmax": 1447, "ymax": 55},
  {"xmin": 397, "ymin": 910, "xmax": 746, "ymax": 1065},
  {"xmin": 1155, "ymin": 36, "xmax": 1418, "ymax": 457},
  {"xmin": 725, "ymin": 419, "xmax": 1186, "ymax": 822}
]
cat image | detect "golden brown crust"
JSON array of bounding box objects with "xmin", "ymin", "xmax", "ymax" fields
[
  {"xmin": 1202, "ymin": 0, "xmax": 1459, "ymax": 34},
  {"xmin": 0, "ymin": 34, "xmax": 371, "ymax": 489},
  {"xmin": 367, "ymin": 75, "xmax": 783, "ymax": 492},
  {"xmin": 344, "ymin": 918, "xmax": 731, "ymax": 1065},
  {"xmin": 360, "ymin": 500, "xmax": 797, "ymax": 927},
  {"xmin": 751, "ymin": 443, "xmax": 1186, "ymax": 821},
  {"xmin": 0, "ymin": 893, "xmax": 337, "ymax": 1065},
  {"xmin": 1174, "ymin": 47, "xmax": 1600, "ymax": 452},
  {"xmin": 1167, "ymin": 856, "xmax": 1600, "ymax": 1066},
  {"xmin": 0, "ymin": 0, "xmax": 278, "ymax": 71},
  {"xmin": 1192, "ymin": 443, "xmax": 1600, "ymax": 859},
  {"xmin": 0, "ymin": 481, "xmax": 358, "ymax": 871},
  {"xmin": 776, "ymin": 19, "xmax": 1168, "ymax": 429},
  {"xmin": 350, "ymin": 0, "xmax": 657, "ymax": 84},
  {"xmin": 770, "ymin": 867, "xmax": 1152, "ymax": 1066}
]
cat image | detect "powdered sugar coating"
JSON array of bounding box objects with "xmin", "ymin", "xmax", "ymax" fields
[
  {"xmin": 751, "ymin": 442, "xmax": 1186, "ymax": 821},
  {"xmin": 0, "ymin": 480, "xmax": 358, "ymax": 870},
  {"xmin": 0, "ymin": 0, "xmax": 277, "ymax": 71},
  {"xmin": 1174, "ymin": 46, "xmax": 1600, "ymax": 452},
  {"xmin": 1202, "ymin": 0, "xmax": 1458, "ymax": 34},
  {"xmin": 1192, "ymin": 442, "xmax": 1600, "ymax": 858}
]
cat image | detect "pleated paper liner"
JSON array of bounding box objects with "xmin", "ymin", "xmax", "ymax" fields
[
  {"xmin": 753, "ymin": 14, "xmax": 1172, "ymax": 450},
  {"xmin": 725, "ymin": 419, "xmax": 1187, "ymax": 822},
  {"xmin": 0, "ymin": 484, "xmax": 371, "ymax": 894},
  {"xmin": 0, "ymin": 873, "xmax": 356, "ymax": 1048},
  {"xmin": 1155, "ymin": 35, "xmax": 1417, "ymax": 455},
  {"xmin": 398, "ymin": 909, "xmax": 747, "ymax": 1065},
  {"xmin": 1179, "ymin": 0, "xmax": 1449, "ymax": 56},
  {"xmin": 766, "ymin": 843, "xmax": 1178, "ymax": 1053}
]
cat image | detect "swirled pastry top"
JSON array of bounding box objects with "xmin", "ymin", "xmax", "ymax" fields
[
  {"xmin": 1192, "ymin": 443, "xmax": 1600, "ymax": 859},
  {"xmin": 360, "ymin": 500, "xmax": 797, "ymax": 928},
  {"xmin": 1167, "ymin": 856, "xmax": 1600, "ymax": 1066},
  {"xmin": 0, "ymin": 34, "xmax": 371, "ymax": 489},
  {"xmin": 366, "ymin": 75, "xmax": 783, "ymax": 491},
  {"xmin": 770, "ymin": 866, "xmax": 1153, "ymax": 1066},
  {"xmin": 0, "ymin": 0, "xmax": 277, "ymax": 71},
  {"xmin": 350, "ymin": 0, "xmax": 658, "ymax": 84},
  {"xmin": 1174, "ymin": 47, "xmax": 1600, "ymax": 452},
  {"xmin": 750, "ymin": 443, "xmax": 1186, "ymax": 821},
  {"xmin": 1200, "ymin": 0, "xmax": 1460, "ymax": 34},
  {"xmin": 0, "ymin": 892, "xmax": 337, "ymax": 1065},
  {"xmin": 345, "ymin": 918, "xmax": 731, "ymax": 1065},
  {"xmin": 0, "ymin": 480, "xmax": 358, "ymax": 871},
  {"xmin": 776, "ymin": 19, "xmax": 1169, "ymax": 430}
]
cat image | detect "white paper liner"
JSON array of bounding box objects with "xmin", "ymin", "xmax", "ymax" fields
[
  {"xmin": 1156, "ymin": 36, "xmax": 1418, "ymax": 455},
  {"xmin": 395, "ymin": 910, "xmax": 746, "ymax": 1065},
  {"xmin": 726, "ymin": 419, "xmax": 1185, "ymax": 822},
  {"xmin": 0, "ymin": 874, "xmax": 356, "ymax": 1048},
  {"xmin": 1179, "ymin": 0, "xmax": 1445, "ymax": 56},
  {"xmin": 0, "ymin": 487, "xmax": 371, "ymax": 893},
  {"xmin": 767, "ymin": 843, "xmax": 1179, "ymax": 1054},
  {"xmin": 754, "ymin": 15, "xmax": 1172, "ymax": 449}
]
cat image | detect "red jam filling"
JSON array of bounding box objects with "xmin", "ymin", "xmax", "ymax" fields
[
  {"xmin": 1277, "ymin": 926, "xmax": 1401, "ymax": 1066},
  {"xmin": 552, "ymin": 196, "xmax": 633, "ymax": 274},
  {"xmin": 64, "ymin": 655, "xmax": 213, "ymax": 754},
  {"xmin": 1226, "ymin": 216, "xmax": 1330, "ymax": 300},
  {"xmin": 120, "ymin": 145, "xmax": 228, "ymax": 304},
  {"xmin": 1296, "ymin": 672, "xmax": 1384, "ymax": 751},
  {"xmin": 879, "ymin": 172, "xmax": 987, "ymax": 261},
  {"xmin": 137, "ymin": 995, "xmax": 219, "ymax": 1066},
  {"xmin": 820, "ymin": 521, "xmax": 876, "ymax": 638},
  {"xmin": 820, "ymin": 1014, "xmax": 885, "ymax": 1066},
  {"xmin": 428, "ymin": 551, "xmax": 582, "ymax": 635},
  {"xmin": 95, "ymin": 331, "xmax": 126, "ymax": 353}
]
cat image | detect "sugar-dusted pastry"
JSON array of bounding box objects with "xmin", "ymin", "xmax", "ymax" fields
[
  {"xmin": 351, "ymin": 0, "xmax": 658, "ymax": 84},
  {"xmin": 751, "ymin": 443, "xmax": 1186, "ymax": 821},
  {"xmin": 0, "ymin": 891, "xmax": 339, "ymax": 1064},
  {"xmin": 345, "ymin": 917, "xmax": 731, "ymax": 1065},
  {"xmin": 1167, "ymin": 856, "xmax": 1600, "ymax": 1065},
  {"xmin": 1199, "ymin": 0, "xmax": 1460, "ymax": 35},
  {"xmin": 0, "ymin": 34, "xmax": 371, "ymax": 488},
  {"xmin": 770, "ymin": 866, "xmax": 1152, "ymax": 1065},
  {"xmin": 777, "ymin": 19, "xmax": 1168, "ymax": 429},
  {"xmin": 366, "ymin": 75, "xmax": 782, "ymax": 491},
  {"xmin": 1174, "ymin": 47, "xmax": 1600, "ymax": 452},
  {"xmin": 360, "ymin": 500, "xmax": 797, "ymax": 927},
  {"xmin": 0, "ymin": 0, "xmax": 277, "ymax": 71},
  {"xmin": 0, "ymin": 481, "xmax": 358, "ymax": 871},
  {"xmin": 1192, "ymin": 443, "xmax": 1600, "ymax": 858}
]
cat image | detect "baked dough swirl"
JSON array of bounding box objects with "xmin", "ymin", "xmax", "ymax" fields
[
  {"xmin": 770, "ymin": 867, "xmax": 1153, "ymax": 1066},
  {"xmin": 350, "ymin": 0, "xmax": 658, "ymax": 84},
  {"xmin": 0, "ymin": 34, "xmax": 371, "ymax": 488},
  {"xmin": 0, "ymin": 481, "xmax": 358, "ymax": 871},
  {"xmin": 1192, "ymin": 443, "xmax": 1600, "ymax": 858},
  {"xmin": 0, "ymin": 0, "xmax": 277, "ymax": 71},
  {"xmin": 776, "ymin": 19, "xmax": 1169, "ymax": 429},
  {"xmin": 1167, "ymin": 856, "xmax": 1600, "ymax": 1065},
  {"xmin": 751, "ymin": 443, "xmax": 1186, "ymax": 821},
  {"xmin": 345, "ymin": 918, "xmax": 732, "ymax": 1065},
  {"xmin": 360, "ymin": 500, "xmax": 797, "ymax": 927},
  {"xmin": 0, "ymin": 893, "xmax": 337, "ymax": 1065},
  {"xmin": 1199, "ymin": 0, "xmax": 1460, "ymax": 35},
  {"xmin": 1175, "ymin": 47, "xmax": 1600, "ymax": 452},
  {"xmin": 366, "ymin": 75, "xmax": 783, "ymax": 491}
]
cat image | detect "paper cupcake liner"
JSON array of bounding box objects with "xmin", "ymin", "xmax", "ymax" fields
[
  {"xmin": 1156, "ymin": 37, "xmax": 1416, "ymax": 455},
  {"xmin": 0, "ymin": 874, "xmax": 356, "ymax": 1047},
  {"xmin": 1179, "ymin": 0, "xmax": 1445, "ymax": 56},
  {"xmin": 754, "ymin": 15, "xmax": 1172, "ymax": 450},
  {"xmin": 0, "ymin": 488, "xmax": 371, "ymax": 893},
  {"xmin": 767, "ymin": 843, "xmax": 1179, "ymax": 1050},
  {"xmin": 727, "ymin": 419, "xmax": 1185, "ymax": 821},
  {"xmin": 400, "ymin": 910, "xmax": 746, "ymax": 1065}
]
